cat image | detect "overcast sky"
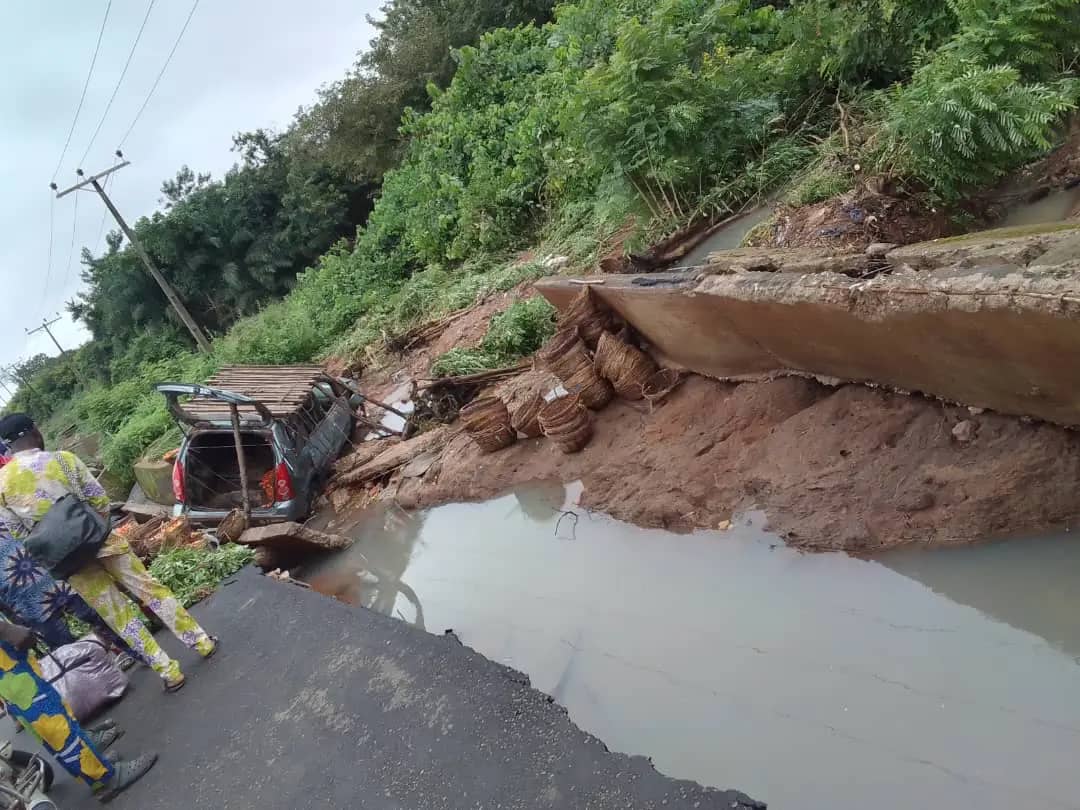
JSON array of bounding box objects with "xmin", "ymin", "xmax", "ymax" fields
[{"xmin": 1, "ymin": 0, "xmax": 379, "ymax": 375}]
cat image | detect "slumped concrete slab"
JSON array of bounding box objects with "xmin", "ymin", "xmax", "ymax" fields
[{"xmin": 537, "ymin": 225, "xmax": 1080, "ymax": 426}]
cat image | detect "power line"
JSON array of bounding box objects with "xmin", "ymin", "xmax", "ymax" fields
[
  {"xmin": 51, "ymin": 1, "xmax": 114, "ymax": 183},
  {"xmin": 64, "ymin": 191, "xmax": 81, "ymax": 289},
  {"xmin": 40, "ymin": 196, "xmax": 57, "ymax": 311},
  {"xmin": 78, "ymin": 0, "xmax": 157, "ymax": 169},
  {"xmin": 117, "ymin": 0, "xmax": 199, "ymax": 150}
]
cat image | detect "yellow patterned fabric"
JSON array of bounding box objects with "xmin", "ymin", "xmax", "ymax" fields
[{"xmin": 0, "ymin": 644, "xmax": 113, "ymax": 789}]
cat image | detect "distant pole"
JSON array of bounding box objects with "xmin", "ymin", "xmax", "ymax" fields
[
  {"xmin": 2, "ymin": 365, "xmax": 37, "ymax": 396},
  {"xmin": 26, "ymin": 315, "xmax": 65, "ymax": 354},
  {"xmin": 54, "ymin": 160, "xmax": 213, "ymax": 354},
  {"xmin": 0, "ymin": 378, "xmax": 13, "ymax": 397}
]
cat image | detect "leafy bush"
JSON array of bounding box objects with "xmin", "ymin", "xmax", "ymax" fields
[
  {"xmin": 101, "ymin": 405, "xmax": 176, "ymax": 490},
  {"xmin": 148, "ymin": 544, "xmax": 255, "ymax": 607},
  {"xmin": 432, "ymin": 297, "xmax": 556, "ymax": 376},
  {"xmin": 885, "ymin": 58, "xmax": 1077, "ymax": 198}
]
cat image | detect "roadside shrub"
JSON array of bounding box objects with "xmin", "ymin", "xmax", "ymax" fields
[
  {"xmin": 214, "ymin": 299, "xmax": 330, "ymax": 365},
  {"xmin": 885, "ymin": 58, "xmax": 1077, "ymax": 199},
  {"xmin": 432, "ymin": 297, "xmax": 556, "ymax": 376},
  {"xmin": 101, "ymin": 404, "xmax": 175, "ymax": 489}
]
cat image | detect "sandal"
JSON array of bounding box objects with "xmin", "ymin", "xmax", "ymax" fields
[
  {"xmin": 163, "ymin": 674, "xmax": 186, "ymax": 693},
  {"xmin": 201, "ymin": 636, "xmax": 220, "ymax": 659},
  {"xmin": 114, "ymin": 653, "xmax": 137, "ymax": 672}
]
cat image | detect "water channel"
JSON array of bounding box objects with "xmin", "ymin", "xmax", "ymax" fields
[{"xmin": 303, "ymin": 482, "xmax": 1080, "ymax": 810}]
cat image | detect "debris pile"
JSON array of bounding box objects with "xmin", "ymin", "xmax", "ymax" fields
[
  {"xmin": 236, "ymin": 521, "xmax": 354, "ymax": 573},
  {"xmin": 117, "ymin": 516, "xmax": 210, "ymax": 560}
]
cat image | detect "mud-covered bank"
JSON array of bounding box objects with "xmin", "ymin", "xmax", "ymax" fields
[{"xmin": 387, "ymin": 374, "xmax": 1080, "ymax": 552}]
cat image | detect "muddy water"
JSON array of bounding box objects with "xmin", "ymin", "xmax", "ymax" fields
[
  {"xmin": 303, "ymin": 483, "xmax": 1080, "ymax": 810},
  {"xmin": 997, "ymin": 187, "xmax": 1080, "ymax": 228},
  {"xmin": 679, "ymin": 206, "xmax": 774, "ymax": 267}
]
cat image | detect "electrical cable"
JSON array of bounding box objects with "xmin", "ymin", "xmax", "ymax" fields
[
  {"xmin": 117, "ymin": 0, "xmax": 199, "ymax": 150},
  {"xmin": 78, "ymin": 0, "xmax": 157, "ymax": 169},
  {"xmin": 39, "ymin": 196, "xmax": 57, "ymax": 312},
  {"xmin": 51, "ymin": 1, "xmax": 114, "ymax": 182},
  {"xmin": 64, "ymin": 192, "xmax": 81, "ymax": 290}
]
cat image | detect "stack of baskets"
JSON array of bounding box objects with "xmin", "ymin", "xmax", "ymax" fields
[
  {"xmin": 538, "ymin": 393, "xmax": 592, "ymax": 454},
  {"xmin": 560, "ymin": 286, "xmax": 617, "ymax": 349},
  {"xmin": 594, "ymin": 332, "xmax": 658, "ymax": 400},
  {"xmin": 510, "ymin": 390, "xmax": 545, "ymax": 438},
  {"xmin": 537, "ymin": 329, "xmax": 613, "ymax": 410},
  {"xmin": 459, "ymin": 396, "xmax": 516, "ymax": 453}
]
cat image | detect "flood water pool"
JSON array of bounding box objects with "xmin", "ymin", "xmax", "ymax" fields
[
  {"xmin": 303, "ymin": 482, "xmax": 1080, "ymax": 810},
  {"xmin": 678, "ymin": 206, "xmax": 774, "ymax": 267}
]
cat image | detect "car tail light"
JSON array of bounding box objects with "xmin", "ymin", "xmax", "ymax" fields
[
  {"xmin": 172, "ymin": 460, "xmax": 186, "ymax": 504},
  {"xmin": 275, "ymin": 461, "xmax": 295, "ymax": 502}
]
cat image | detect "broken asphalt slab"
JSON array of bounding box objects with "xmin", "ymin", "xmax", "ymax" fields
[{"xmin": 50, "ymin": 567, "xmax": 764, "ymax": 809}]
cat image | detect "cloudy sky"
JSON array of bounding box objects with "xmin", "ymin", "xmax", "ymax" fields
[{"xmin": 1, "ymin": 0, "xmax": 379, "ymax": 374}]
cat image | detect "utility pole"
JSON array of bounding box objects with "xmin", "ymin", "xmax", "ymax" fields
[
  {"xmin": 26, "ymin": 315, "xmax": 65, "ymax": 354},
  {"xmin": 2, "ymin": 365, "xmax": 37, "ymax": 397},
  {"xmin": 0, "ymin": 378, "xmax": 13, "ymax": 398},
  {"xmin": 54, "ymin": 159, "xmax": 213, "ymax": 354}
]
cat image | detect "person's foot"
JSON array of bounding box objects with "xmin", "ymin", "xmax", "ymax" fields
[
  {"xmin": 115, "ymin": 652, "xmax": 136, "ymax": 671},
  {"xmin": 200, "ymin": 636, "xmax": 219, "ymax": 659},
  {"xmin": 87, "ymin": 726, "xmax": 123, "ymax": 751},
  {"xmin": 163, "ymin": 673, "xmax": 186, "ymax": 693},
  {"xmin": 94, "ymin": 752, "xmax": 158, "ymax": 803}
]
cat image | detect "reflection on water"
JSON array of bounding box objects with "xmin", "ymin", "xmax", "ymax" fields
[
  {"xmin": 302, "ymin": 482, "xmax": 1080, "ymax": 810},
  {"xmin": 876, "ymin": 530, "xmax": 1080, "ymax": 661}
]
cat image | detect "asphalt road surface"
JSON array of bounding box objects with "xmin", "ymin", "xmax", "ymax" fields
[{"xmin": 32, "ymin": 567, "xmax": 763, "ymax": 809}]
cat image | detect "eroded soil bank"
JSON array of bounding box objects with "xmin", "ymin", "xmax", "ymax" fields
[{"xmin": 384, "ymin": 374, "xmax": 1080, "ymax": 552}]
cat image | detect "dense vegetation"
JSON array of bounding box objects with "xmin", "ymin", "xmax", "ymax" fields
[{"xmin": 9, "ymin": 0, "xmax": 1079, "ymax": 491}]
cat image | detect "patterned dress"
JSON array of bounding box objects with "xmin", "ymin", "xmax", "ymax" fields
[
  {"xmin": 0, "ymin": 640, "xmax": 114, "ymax": 789},
  {"xmin": 0, "ymin": 533, "xmax": 132, "ymax": 652},
  {"xmin": 0, "ymin": 450, "xmax": 214, "ymax": 683}
]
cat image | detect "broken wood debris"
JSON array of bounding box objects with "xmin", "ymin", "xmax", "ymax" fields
[
  {"xmin": 415, "ymin": 362, "xmax": 530, "ymax": 390},
  {"xmin": 333, "ymin": 436, "xmax": 402, "ymax": 477},
  {"xmin": 331, "ymin": 429, "xmax": 450, "ymax": 489}
]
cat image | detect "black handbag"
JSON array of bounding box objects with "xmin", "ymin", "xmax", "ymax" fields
[{"xmin": 23, "ymin": 494, "xmax": 109, "ymax": 578}]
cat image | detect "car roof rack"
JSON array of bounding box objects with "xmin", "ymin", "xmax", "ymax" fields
[{"xmin": 170, "ymin": 365, "xmax": 330, "ymax": 423}]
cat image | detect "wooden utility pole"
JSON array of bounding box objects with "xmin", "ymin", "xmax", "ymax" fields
[
  {"xmin": 54, "ymin": 161, "xmax": 213, "ymax": 354},
  {"xmin": 2, "ymin": 365, "xmax": 37, "ymax": 396},
  {"xmin": 26, "ymin": 315, "xmax": 65, "ymax": 354}
]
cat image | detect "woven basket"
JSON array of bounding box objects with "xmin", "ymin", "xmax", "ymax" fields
[
  {"xmin": 510, "ymin": 390, "xmax": 545, "ymax": 438},
  {"xmin": 594, "ymin": 332, "xmax": 657, "ymax": 401},
  {"xmin": 563, "ymin": 364, "xmax": 613, "ymax": 410},
  {"xmin": 642, "ymin": 368, "xmax": 685, "ymax": 406},
  {"xmin": 460, "ymin": 396, "xmax": 516, "ymax": 453},
  {"xmin": 538, "ymin": 395, "xmax": 593, "ymax": 453},
  {"xmin": 562, "ymin": 287, "xmax": 616, "ymax": 349},
  {"xmin": 537, "ymin": 329, "xmax": 592, "ymax": 380}
]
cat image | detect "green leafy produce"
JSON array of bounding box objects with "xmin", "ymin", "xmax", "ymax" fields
[{"xmin": 148, "ymin": 544, "xmax": 255, "ymax": 607}]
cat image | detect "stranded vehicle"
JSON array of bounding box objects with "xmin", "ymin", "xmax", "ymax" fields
[{"xmin": 155, "ymin": 366, "xmax": 354, "ymax": 526}]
